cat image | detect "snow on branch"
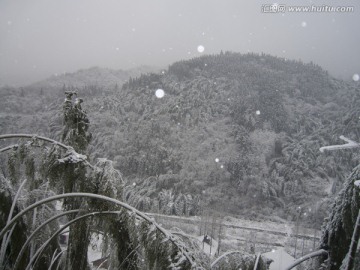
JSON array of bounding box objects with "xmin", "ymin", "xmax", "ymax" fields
[
  {"xmin": 58, "ymin": 150, "xmax": 87, "ymax": 164},
  {"xmin": 0, "ymin": 144, "xmax": 18, "ymax": 153},
  {"xmin": 319, "ymin": 136, "xmax": 360, "ymax": 153},
  {"xmin": 0, "ymin": 133, "xmax": 94, "ymax": 169},
  {"xmin": 0, "ymin": 134, "xmax": 70, "ymax": 150}
]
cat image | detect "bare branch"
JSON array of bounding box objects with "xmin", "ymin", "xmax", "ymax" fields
[
  {"xmin": 284, "ymin": 249, "xmax": 328, "ymax": 270},
  {"xmin": 319, "ymin": 136, "xmax": 360, "ymax": 152},
  {"xmin": 0, "ymin": 134, "xmax": 70, "ymax": 150}
]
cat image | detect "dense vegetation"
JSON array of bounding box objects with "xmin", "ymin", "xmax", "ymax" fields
[
  {"xmin": 0, "ymin": 51, "xmax": 359, "ymax": 269},
  {"xmin": 1, "ymin": 52, "xmax": 359, "ymax": 224}
]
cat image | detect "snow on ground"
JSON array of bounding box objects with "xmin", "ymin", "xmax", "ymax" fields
[{"xmin": 263, "ymin": 248, "xmax": 297, "ymax": 270}]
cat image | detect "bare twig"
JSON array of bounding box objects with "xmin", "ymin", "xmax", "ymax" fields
[{"xmin": 320, "ymin": 136, "xmax": 360, "ymax": 152}]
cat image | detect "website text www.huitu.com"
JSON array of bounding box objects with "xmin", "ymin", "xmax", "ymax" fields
[{"xmin": 261, "ymin": 4, "xmax": 354, "ymax": 13}]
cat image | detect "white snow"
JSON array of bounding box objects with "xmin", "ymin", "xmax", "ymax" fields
[
  {"xmin": 215, "ymin": 158, "xmax": 219, "ymax": 163},
  {"xmin": 263, "ymin": 248, "xmax": 297, "ymax": 270},
  {"xmin": 197, "ymin": 45, "xmax": 205, "ymax": 53},
  {"xmin": 319, "ymin": 135, "xmax": 359, "ymax": 152},
  {"xmin": 155, "ymin": 89, "xmax": 165, "ymax": 98},
  {"xmin": 256, "ymin": 110, "xmax": 261, "ymax": 115},
  {"xmin": 301, "ymin": 21, "xmax": 307, "ymax": 27},
  {"xmin": 353, "ymin": 74, "xmax": 359, "ymax": 82}
]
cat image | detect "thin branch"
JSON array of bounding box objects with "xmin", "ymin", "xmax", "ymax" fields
[
  {"xmin": 0, "ymin": 192, "xmax": 200, "ymax": 269},
  {"xmin": 48, "ymin": 249, "xmax": 66, "ymax": 270},
  {"xmin": 253, "ymin": 252, "xmax": 262, "ymax": 270},
  {"xmin": 210, "ymin": 250, "xmax": 244, "ymax": 268},
  {"xmin": 0, "ymin": 134, "xmax": 94, "ymax": 169},
  {"xmin": 320, "ymin": 136, "xmax": 360, "ymax": 153},
  {"xmin": 118, "ymin": 245, "xmax": 140, "ymax": 269},
  {"xmin": 13, "ymin": 209, "xmax": 79, "ymax": 270},
  {"xmin": 284, "ymin": 249, "xmax": 328, "ymax": 270},
  {"xmin": 0, "ymin": 144, "xmax": 18, "ymax": 153},
  {"xmin": 0, "ymin": 134, "xmax": 69, "ymax": 150},
  {"xmin": 26, "ymin": 211, "xmax": 122, "ymax": 270},
  {"xmin": 0, "ymin": 179, "xmax": 27, "ymax": 266}
]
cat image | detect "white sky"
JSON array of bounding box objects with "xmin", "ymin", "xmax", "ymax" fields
[{"xmin": 0, "ymin": 0, "xmax": 359, "ymax": 85}]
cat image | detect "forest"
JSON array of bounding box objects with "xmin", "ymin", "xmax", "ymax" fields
[{"xmin": 0, "ymin": 52, "xmax": 359, "ymax": 269}]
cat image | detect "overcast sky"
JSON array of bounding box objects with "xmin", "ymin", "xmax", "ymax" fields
[{"xmin": 0, "ymin": 0, "xmax": 359, "ymax": 86}]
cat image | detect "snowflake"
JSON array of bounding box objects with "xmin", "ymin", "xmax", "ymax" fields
[
  {"xmin": 197, "ymin": 45, "xmax": 205, "ymax": 53},
  {"xmin": 155, "ymin": 89, "xmax": 165, "ymax": 98}
]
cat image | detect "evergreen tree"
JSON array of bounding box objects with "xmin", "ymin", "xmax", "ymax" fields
[{"xmin": 61, "ymin": 91, "xmax": 92, "ymax": 270}]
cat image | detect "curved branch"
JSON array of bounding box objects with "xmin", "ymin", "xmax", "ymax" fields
[
  {"xmin": 253, "ymin": 252, "xmax": 261, "ymax": 270},
  {"xmin": 0, "ymin": 179, "xmax": 27, "ymax": 266},
  {"xmin": 211, "ymin": 250, "xmax": 244, "ymax": 268},
  {"xmin": 48, "ymin": 249, "xmax": 66, "ymax": 270},
  {"xmin": 0, "ymin": 134, "xmax": 70, "ymax": 150},
  {"xmin": 0, "ymin": 144, "xmax": 18, "ymax": 153},
  {"xmin": 0, "ymin": 192, "xmax": 199, "ymax": 269},
  {"xmin": 26, "ymin": 211, "xmax": 122, "ymax": 270},
  {"xmin": 13, "ymin": 209, "xmax": 79, "ymax": 270},
  {"xmin": 284, "ymin": 249, "xmax": 328, "ymax": 270},
  {"xmin": 0, "ymin": 134, "xmax": 94, "ymax": 169}
]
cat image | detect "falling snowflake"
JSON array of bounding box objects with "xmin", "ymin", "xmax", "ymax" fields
[
  {"xmin": 132, "ymin": 182, "xmax": 136, "ymax": 186},
  {"xmin": 155, "ymin": 89, "xmax": 165, "ymax": 98},
  {"xmin": 352, "ymin": 74, "xmax": 359, "ymax": 82},
  {"xmin": 220, "ymin": 165, "xmax": 224, "ymax": 169},
  {"xmin": 197, "ymin": 45, "xmax": 205, "ymax": 53},
  {"xmin": 256, "ymin": 110, "xmax": 261, "ymax": 115},
  {"xmin": 115, "ymin": 47, "xmax": 119, "ymax": 51},
  {"xmin": 215, "ymin": 158, "xmax": 219, "ymax": 163},
  {"xmin": 301, "ymin": 21, "xmax": 307, "ymax": 27}
]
